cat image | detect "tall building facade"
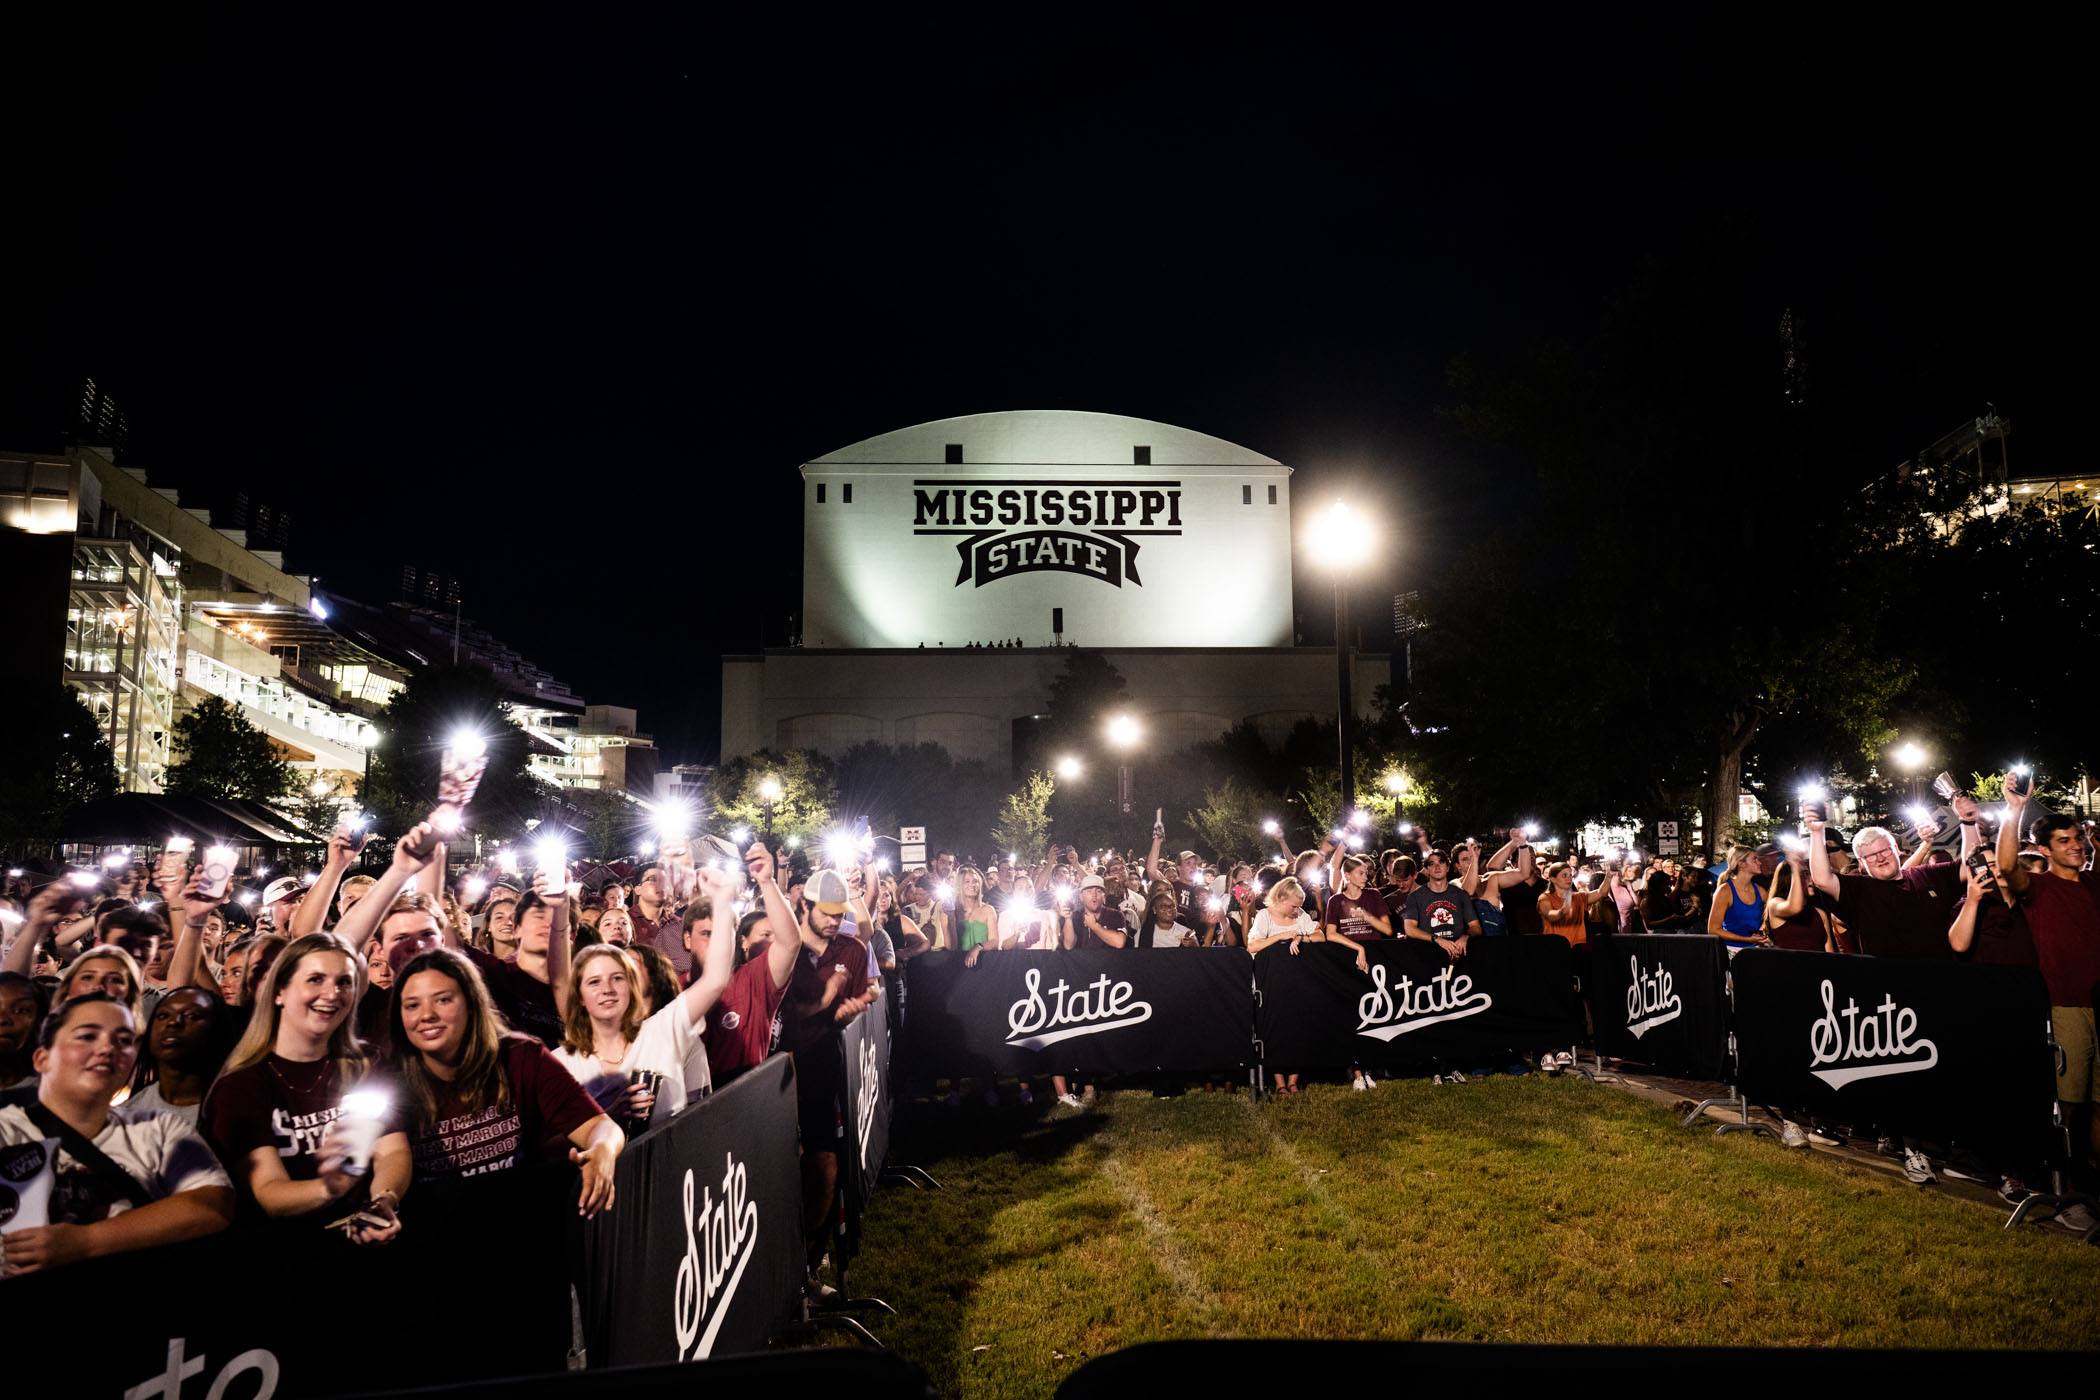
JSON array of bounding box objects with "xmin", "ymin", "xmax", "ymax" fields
[{"xmin": 723, "ymin": 410, "xmax": 1389, "ymax": 775}]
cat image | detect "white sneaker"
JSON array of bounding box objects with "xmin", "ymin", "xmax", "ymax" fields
[
  {"xmin": 1058, "ymin": 1092, "xmax": 1083, "ymax": 1110},
  {"xmin": 1780, "ymin": 1121, "xmax": 1809, "ymax": 1148},
  {"xmin": 1806, "ymin": 1125, "xmax": 1840, "ymax": 1146},
  {"xmin": 1352, "ymin": 1074, "xmax": 1368, "ymax": 1091},
  {"xmin": 2052, "ymin": 1202, "xmax": 2097, "ymax": 1235},
  {"xmin": 1361, "ymin": 1071, "xmax": 1376, "ymax": 1089},
  {"xmin": 1902, "ymin": 1148, "xmax": 1937, "ymax": 1185}
]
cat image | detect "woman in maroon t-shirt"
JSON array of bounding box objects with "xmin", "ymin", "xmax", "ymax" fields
[
  {"xmin": 201, "ymin": 932, "xmax": 410, "ymax": 1242},
  {"xmin": 389, "ymin": 947, "xmax": 620, "ymax": 1214}
]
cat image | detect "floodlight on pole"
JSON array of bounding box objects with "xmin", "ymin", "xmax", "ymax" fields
[{"xmin": 1055, "ymin": 755, "xmax": 1083, "ymax": 780}]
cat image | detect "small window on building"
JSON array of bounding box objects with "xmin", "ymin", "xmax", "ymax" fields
[
  {"xmin": 1267, "ymin": 485, "xmax": 1278, "ymax": 505},
  {"xmin": 1242, "ymin": 484, "xmax": 1252, "ymax": 505},
  {"xmin": 842, "ymin": 483, "xmax": 853, "ymax": 504},
  {"xmin": 945, "ymin": 444, "xmax": 963, "ymax": 464},
  {"xmin": 816, "ymin": 483, "xmax": 826, "ymax": 503},
  {"xmin": 1134, "ymin": 445, "xmax": 1151, "ymax": 465}
]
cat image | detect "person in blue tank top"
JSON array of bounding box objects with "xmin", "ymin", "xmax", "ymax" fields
[{"xmin": 1707, "ymin": 844, "xmax": 1773, "ymax": 946}]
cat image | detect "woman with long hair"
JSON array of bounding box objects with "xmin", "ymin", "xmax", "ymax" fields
[
  {"xmin": 955, "ymin": 866, "xmax": 996, "ymax": 953},
  {"xmin": 1707, "ymin": 845, "xmax": 1774, "ymax": 947},
  {"xmin": 389, "ymin": 946, "xmax": 620, "ymax": 1214},
  {"xmin": 200, "ymin": 932, "xmax": 408, "ymax": 1243},
  {"xmin": 1761, "ymin": 845, "xmax": 1833, "ymax": 952},
  {"xmin": 552, "ymin": 872, "xmax": 737, "ymax": 1131}
]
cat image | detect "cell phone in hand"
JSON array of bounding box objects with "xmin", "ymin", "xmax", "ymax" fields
[
  {"xmin": 1801, "ymin": 800, "xmax": 1827, "ymax": 824},
  {"xmin": 1964, "ymin": 850, "xmax": 1993, "ymax": 882},
  {"xmin": 2006, "ymin": 769, "xmax": 2033, "ymax": 798}
]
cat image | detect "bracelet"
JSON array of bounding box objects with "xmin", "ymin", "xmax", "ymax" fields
[{"xmin": 184, "ymin": 919, "xmax": 208, "ymax": 930}]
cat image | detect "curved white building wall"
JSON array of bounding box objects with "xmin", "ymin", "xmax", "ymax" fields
[{"xmin": 801, "ymin": 410, "xmax": 1293, "ymax": 650}]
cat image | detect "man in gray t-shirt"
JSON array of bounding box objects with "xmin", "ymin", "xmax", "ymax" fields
[{"xmin": 1401, "ymin": 848, "xmax": 1481, "ymax": 958}]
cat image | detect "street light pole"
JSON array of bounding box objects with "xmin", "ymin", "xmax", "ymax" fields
[
  {"xmin": 1312, "ymin": 501, "xmax": 1375, "ymax": 822},
  {"xmin": 1336, "ymin": 576, "xmax": 1354, "ymax": 815}
]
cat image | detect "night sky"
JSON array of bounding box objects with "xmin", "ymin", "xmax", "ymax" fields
[{"xmin": 3, "ymin": 11, "xmax": 2083, "ymax": 763}]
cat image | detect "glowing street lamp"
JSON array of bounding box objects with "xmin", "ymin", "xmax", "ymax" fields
[
  {"xmin": 1105, "ymin": 714, "xmax": 1142, "ymax": 840},
  {"xmin": 1893, "ymin": 741, "xmax": 1925, "ymax": 800},
  {"xmin": 1055, "ymin": 754, "xmax": 1083, "ymax": 780},
  {"xmin": 757, "ymin": 776, "xmax": 783, "ymax": 842},
  {"xmin": 1311, "ymin": 500, "xmax": 1375, "ymax": 814}
]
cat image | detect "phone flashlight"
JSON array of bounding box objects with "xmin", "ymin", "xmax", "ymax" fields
[
  {"xmin": 1262, "ymin": 820, "xmax": 1281, "ymax": 836},
  {"xmin": 535, "ymin": 840, "xmax": 566, "ymax": 873},
  {"xmin": 1523, "ymin": 824, "xmax": 1540, "ymax": 839}
]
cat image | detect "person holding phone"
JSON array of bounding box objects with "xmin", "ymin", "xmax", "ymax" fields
[
  {"xmin": 1996, "ymin": 774, "xmax": 2100, "ymax": 1230},
  {"xmin": 199, "ymin": 932, "xmax": 409, "ymax": 1241}
]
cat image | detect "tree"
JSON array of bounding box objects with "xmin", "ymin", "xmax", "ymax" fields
[
  {"xmin": 1422, "ymin": 235, "xmax": 1924, "ymax": 851},
  {"xmin": 167, "ymin": 696, "xmax": 294, "ymax": 802},
  {"xmin": 1187, "ymin": 778, "xmax": 1271, "ymax": 865},
  {"xmin": 706, "ymin": 749, "xmax": 836, "ymax": 845},
  {"xmin": 832, "ymin": 741, "xmax": 1003, "ymax": 861},
  {"xmin": 53, "ymin": 687, "xmax": 120, "ymax": 812},
  {"xmin": 0, "ymin": 687, "xmax": 120, "ymax": 848},
  {"xmin": 990, "ymin": 772, "xmax": 1056, "ymax": 865},
  {"xmin": 358, "ymin": 664, "xmax": 544, "ymax": 840}
]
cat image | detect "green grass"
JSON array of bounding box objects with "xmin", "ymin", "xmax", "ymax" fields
[{"xmin": 849, "ymin": 1076, "xmax": 2097, "ymax": 1399}]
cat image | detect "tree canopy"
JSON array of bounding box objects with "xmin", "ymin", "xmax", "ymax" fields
[{"xmin": 166, "ymin": 696, "xmax": 294, "ymax": 802}]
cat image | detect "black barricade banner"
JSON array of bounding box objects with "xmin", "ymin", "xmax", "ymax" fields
[
  {"xmin": 3, "ymin": 1163, "xmax": 575, "ymax": 1395},
  {"xmin": 1731, "ymin": 950, "xmax": 2056, "ymax": 1152},
  {"xmin": 901, "ymin": 948, "xmax": 1255, "ymax": 1076},
  {"xmin": 1587, "ymin": 934, "xmax": 1733, "ymax": 1079},
  {"xmin": 839, "ymin": 990, "xmax": 893, "ymax": 1259},
  {"xmin": 1255, "ymin": 938, "xmax": 1583, "ymax": 1068},
  {"xmin": 579, "ymin": 1053, "xmax": 804, "ymax": 1367}
]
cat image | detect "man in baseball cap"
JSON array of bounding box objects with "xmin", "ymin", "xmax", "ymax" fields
[
  {"xmin": 1066, "ymin": 874, "xmax": 1128, "ymax": 951},
  {"xmin": 259, "ymin": 876, "xmax": 304, "ymax": 931},
  {"xmin": 782, "ymin": 863, "xmax": 879, "ymax": 1298}
]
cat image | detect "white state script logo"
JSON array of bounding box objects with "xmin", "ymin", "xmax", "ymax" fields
[
  {"xmin": 1006, "ymin": 966, "xmax": 1153, "ymax": 1048},
  {"xmin": 856, "ymin": 1031, "xmax": 880, "ymax": 1173},
  {"xmin": 1355, "ymin": 963, "xmax": 1492, "ymax": 1041},
  {"xmin": 1807, "ymin": 979, "xmax": 1939, "ymax": 1088},
  {"xmin": 1624, "ymin": 956, "xmax": 1683, "ymax": 1039},
  {"xmin": 672, "ymin": 1151, "xmax": 759, "ymax": 1361}
]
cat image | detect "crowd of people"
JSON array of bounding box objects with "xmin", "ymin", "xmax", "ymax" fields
[{"xmin": 2, "ymin": 766, "xmax": 2094, "ymax": 1299}]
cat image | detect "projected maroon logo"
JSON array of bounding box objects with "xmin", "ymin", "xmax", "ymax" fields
[{"xmin": 912, "ymin": 480, "xmax": 1183, "ymax": 589}]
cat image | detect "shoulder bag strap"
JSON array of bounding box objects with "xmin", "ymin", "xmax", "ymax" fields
[{"xmin": 24, "ymin": 1099, "xmax": 154, "ymax": 1209}]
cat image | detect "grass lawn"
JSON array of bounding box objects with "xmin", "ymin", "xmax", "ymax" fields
[{"xmin": 848, "ymin": 1075, "xmax": 2096, "ymax": 1399}]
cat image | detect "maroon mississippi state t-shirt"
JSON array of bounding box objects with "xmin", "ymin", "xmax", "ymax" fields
[
  {"xmin": 702, "ymin": 956, "xmax": 791, "ymax": 1085},
  {"xmin": 1325, "ymin": 888, "xmax": 1391, "ymax": 941},
  {"xmin": 409, "ymin": 1035, "xmax": 599, "ymax": 1183}
]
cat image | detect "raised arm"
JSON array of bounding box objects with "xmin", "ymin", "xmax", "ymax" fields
[
  {"xmin": 292, "ymin": 833, "xmax": 358, "ymax": 937},
  {"xmin": 1902, "ymin": 821, "xmax": 1937, "ymax": 870},
  {"xmin": 678, "ymin": 867, "xmax": 743, "ymax": 1024},
  {"xmin": 335, "ymin": 821, "xmax": 440, "ymax": 954},
  {"xmin": 537, "ymin": 866, "xmax": 572, "ymax": 1016},
  {"xmin": 1806, "ymin": 815, "xmax": 1839, "ymax": 898},
  {"xmin": 743, "ymin": 843, "xmax": 801, "ymax": 991},
  {"xmin": 1998, "ymin": 778, "xmax": 2030, "ymax": 896}
]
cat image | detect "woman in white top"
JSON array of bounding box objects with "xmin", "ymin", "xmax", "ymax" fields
[
  {"xmin": 1138, "ymin": 888, "xmax": 1198, "ymax": 948},
  {"xmin": 1245, "ymin": 876, "xmax": 1368, "ymax": 1095},
  {"xmin": 552, "ymin": 868, "xmax": 739, "ymax": 1133},
  {"xmin": 996, "ymin": 873, "xmax": 1057, "ymax": 950}
]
